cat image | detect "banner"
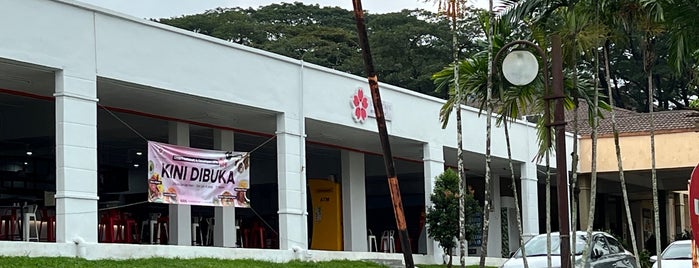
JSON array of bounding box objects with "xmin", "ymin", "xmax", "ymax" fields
[{"xmin": 147, "ymin": 141, "xmax": 250, "ymax": 207}]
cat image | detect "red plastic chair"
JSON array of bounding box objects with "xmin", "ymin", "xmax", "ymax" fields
[
  {"xmin": 99, "ymin": 210, "xmax": 123, "ymax": 243},
  {"xmin": 121, "ymin": 213, "xmax": 139, "ymax": 243},
  {"xmin": 156, "ymin": 216, "xmax": 169, "ymax": 244},
  {"xmin": 39, "ymin": 208, "xmax": 56, "ymax": 242},
  {"xmin": 1, "ymin": 207, "xmax": 19, "ymax": 240},
  {"xmin": 243, "ymin": 222, "xmax": 265, "ymax": 248}
]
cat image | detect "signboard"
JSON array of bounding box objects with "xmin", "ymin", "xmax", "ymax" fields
[
  {"xmin": 690, "ymin": 164, "xmax": 699, "ymax": 248},
  {"xmin": 350, "ymin": 87, "xmax": 392, "ymax": 123},
  {"xmin": 147, "ymin": 141, "xmax": 250, "ymax": 207}
]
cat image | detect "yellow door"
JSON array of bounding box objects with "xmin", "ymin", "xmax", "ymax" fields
[{"xmin": 308, "ymin": 179, "xmax": 343, "ymax": 250}]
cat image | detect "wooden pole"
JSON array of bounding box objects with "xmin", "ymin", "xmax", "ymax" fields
[{"xmin": 351, "ymin": 1, "xmax": 414, "ymax": 267}]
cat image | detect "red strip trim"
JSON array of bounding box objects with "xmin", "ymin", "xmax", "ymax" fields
[{"xmin": 0, "ymin": 88, "xmax": 54, "ymax": 101}]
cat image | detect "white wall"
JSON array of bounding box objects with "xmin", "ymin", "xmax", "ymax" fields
[{"xmin": 0, "ymin": 0, "xmax": 573, "ymax": 169}]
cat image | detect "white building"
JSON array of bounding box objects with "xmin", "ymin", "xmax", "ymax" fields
[{"xmin": 0, "ymin": 0, "xmax": 573, "ymax": 265}]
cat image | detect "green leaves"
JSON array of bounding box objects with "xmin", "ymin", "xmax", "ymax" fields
[
  {"xmin": 426, "ymin": 169, "xmax": 481, "ymax": 252},
  {"xmin": 158, "ymin": 3, "xmax": 481, "ymax": 98}
]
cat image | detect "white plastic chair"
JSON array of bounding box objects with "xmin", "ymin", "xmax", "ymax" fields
[
  {"xmin": 381, "ymin": 230, "xmax": 395, "ymax": 253},
  {"xmin": 23, "ymin": 204, "xmax": 39, "ymax": 241},
  {"xmin": 140, "ymin": 213, "xmax": 160, "ymax": 244},
  {"xmin": 191, "ymin": 217, "xmax": 203, "ymax": 246},
  {"xmin": 367, "ymin": 229, "xmax": 378, "ymax": 252}
]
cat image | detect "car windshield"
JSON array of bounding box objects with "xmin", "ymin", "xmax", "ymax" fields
[
  {"xmin": 514, "ymin": 234, "xmax": 587, "ymax": 257},
  {"xmin": 662, "ymin": 243, "xmax": 691, "ymax": 260}
]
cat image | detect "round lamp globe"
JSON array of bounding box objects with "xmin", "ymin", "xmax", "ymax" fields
[{"xmin": 502, "ymin": 50, "xmax": 539, "ymax": 86}]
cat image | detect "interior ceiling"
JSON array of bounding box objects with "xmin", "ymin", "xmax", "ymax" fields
[{"xmin": 596, "ymin": 167, "xmax": 694, "ymax": 192}]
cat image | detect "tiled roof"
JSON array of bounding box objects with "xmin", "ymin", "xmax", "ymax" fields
[{"xmin": 566, "ymin": 101, "xmax": 699, "ymax": 136}]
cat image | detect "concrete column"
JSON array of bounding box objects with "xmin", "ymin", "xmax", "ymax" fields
[
  {"xmin": 168, "ymin": 122, "xmax": 191, "ymax": 245},
  {"xmin": 520, "ymin": 163, "xmax": 539, "ymax": 241},
  {"xmin": 678, "ymin": 193, "xmax": 687, "ymax": 232},
  {"xmin": 577, "ymin": 174, "xmax": 591, "ymax": 229},
  {"xmin": 487, "ymin": 174, "xmax": 502, "ymax": 257},
  {"xmin": 276, "ymin": 113, "xmax": 308, "ymax": 249},
  {"xmin": 666, "ymin": 193, "xmax": 675, "ymax": 244},
  {"xmin": 423, "ymin": 143, "xmax": 444, "ymax": 264},
  {"xmin": 54, "ymin": 70, "xmax": 99, "ymax": 243},
  {"xmin": 213, "ymin": 129, "xmax": 236, "ymax": 247},
  {"xmin": 341, "ymin": 150, "xmax": 366, "ymax": 251}
]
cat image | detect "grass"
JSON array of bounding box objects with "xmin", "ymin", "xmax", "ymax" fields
[
  {"xmin": 0, "ymin": 257, "xmax": 501, "ymax": 268},
  {"xmin": 0, "ymin": 257, "xmax": 386, "ymax": 268},
  {"xmin": 418, "ymin": 265, "xmax": 497, "ymax": 268}
]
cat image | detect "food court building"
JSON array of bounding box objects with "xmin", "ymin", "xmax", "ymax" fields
[{"xmin": 0, "ymin": 0, "xmax": 573, "ymax": 264}]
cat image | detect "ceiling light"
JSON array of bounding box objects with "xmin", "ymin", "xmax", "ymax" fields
[
  {"xmin": 136, "ymin": 152, "xmax": 143, "ymax": 156},
  {"xmin": 23, "ymin": 162, "xmax": 28, "ymax": 165},
  {"xmin": 133, "ymin": 164, "xmax": 140, "ymax": 168},
  {"xmin": 26, "ymin": 151, "xmax": 32, "ymax": 156}
]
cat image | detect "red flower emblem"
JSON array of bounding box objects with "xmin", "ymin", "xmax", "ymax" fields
[{"xmin": 351, "ymin": 88, "xmax": 370, "ymax": 122}]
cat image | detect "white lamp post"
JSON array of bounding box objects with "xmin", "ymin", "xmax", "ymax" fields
[{"xmin": 495, "ymin": 36, "xmax": 570, "ymax": 268}]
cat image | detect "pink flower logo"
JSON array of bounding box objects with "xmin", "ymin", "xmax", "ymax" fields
[{"xmin": 351, "ymin": 88, "xmax": 369, "ymax": 123}]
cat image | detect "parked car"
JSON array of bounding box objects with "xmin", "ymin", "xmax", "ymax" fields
[
  {"xmin": 500, "ymin": 231, "xmax": 637, "ymax": 268},
  {"xmin": 650, "ymin": 240, "xmax": 692, "ymax": 268}
]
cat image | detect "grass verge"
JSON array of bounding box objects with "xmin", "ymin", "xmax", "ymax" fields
[{"xmin": 0, "ymin": 257, "xmax": 385, "ymax": 268}]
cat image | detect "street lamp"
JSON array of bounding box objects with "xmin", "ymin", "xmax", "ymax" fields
[{"xmin": 495, "ymin": 35, "xmax": 571, "ymax": 268}]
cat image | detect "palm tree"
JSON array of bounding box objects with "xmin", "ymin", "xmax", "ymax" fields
[
  {"xmin": 636, "ymin": 1, "xmax": 663, "ymax": 265},
  {"xmin": 604, "ymin": 41, "xmax": 641, "ymax": 267},
  {"xmin": 479, "ymin": 0, "xmax": 495, "ymax": 266},
  {"xmin": 435, "ymin": 3, "xmax": 610, "ymax": 266},
  {"xmin": 581, "ymin": 1, "xmax": 604, "ymax": 266},
  {"xmin": 428, "ymin": 0, "xmax": 470, "ymax": 266},
  {"xmin": 642, "ymin": 0, "xmax": 699, "ymax": 264}
]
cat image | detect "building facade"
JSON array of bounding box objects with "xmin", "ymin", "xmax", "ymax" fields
[{"xmin": 0, "ymin": 0, "xmax": 574, "ymax": 264}]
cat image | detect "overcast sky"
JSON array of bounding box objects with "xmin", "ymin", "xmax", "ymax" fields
[{"xmin": 75, "ymin": 0, "xmax": 493, "ymax": 19}]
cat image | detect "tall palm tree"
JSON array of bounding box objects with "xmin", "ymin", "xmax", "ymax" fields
[
  {"xmin": 642, "ymin": 0, "xmax": 699, "ymax": 264},
  {"xmin": 479, "ymin": 0, "xmax": 495, "ymax": 266},
  {"xmin": 636, "ymin": 1, "xmax": 663, "ymax": 265},
  {"xmin": 604, "ymin": 41, "xmax": 641, "ymax": 267},
  {"xmin": 436, "ymin": 3, "xmax": 610, "ymax": 266},
  {"xmin": 581, "ymin": 1, "xmax": 604, "ymax": 266},
  {"xmin": 429, "ymin": 0, "xmax": 470, "ymax": 265}
]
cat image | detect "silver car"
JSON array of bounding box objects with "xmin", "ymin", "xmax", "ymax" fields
[
  {"xmin": 650, "ymin": 240, "xmax": 692, "ymax": 268},
  {"xmin": 500, "ymin": 231, "xmax": 637, "ymax": 268}
]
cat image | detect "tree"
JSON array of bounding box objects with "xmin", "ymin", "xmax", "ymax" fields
[
  {"xmin": 428, "ymin": 1, "xmax": 475, "ymax": 266},
  {"xmin": 158, "ymin": 3, "xmax": 480, "ymax": 99},
  {"xmin": 480, "ymin": 0, "xmax": 495, "ymax": 266},
  {"xmin": 426, "ymin": 168, "xmax": 481, "ymax": 268}
]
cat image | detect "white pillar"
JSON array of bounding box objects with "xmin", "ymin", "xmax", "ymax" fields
[
  {"xmin": 423, "ymin": 143, "xmax": 444, "ymax": 264},
  {"xmin": 666, "ymin": 193, "xmax": 675, "ymax": 244},
  {"xmin": 520, "ymin": 163, "xmax": 539, "ymax": 241},
  {"xmin": 341, "ymin": 150, "xmax": 367, "ymax": 251},
  {"xmin": 277, "ymin": 113, "xmax": 308, "ymax": 249},
  {"xmin": 487, "ymin": 174, "xmax": 502, "ymax": 257},
  {"xmin": 678, "ymin": 193, "xmax": 687, "ymax": 231},
  {"xmin": 54, "ymin": 70, "xmax": 99, "ymax": 243},
  {"xmin": 168, "ymin": 122, "xmax": 191, "ymax": 245},
  {"xmin": 214, "ymin": 129, "xmax": 236, "ymax": 247}
]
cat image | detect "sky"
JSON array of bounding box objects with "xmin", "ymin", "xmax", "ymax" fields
[{"xmin": 76, "ymin": 0, "xmax": 494, "ymax": 19}]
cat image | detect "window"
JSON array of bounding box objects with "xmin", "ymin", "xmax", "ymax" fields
[
  {"xmin": 593, "ymin": 235, "xmax": 610, "ymax": 255},
  {"xmin": 605, "ymin": 235, "xmax": 623, "ymax": 254}
]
